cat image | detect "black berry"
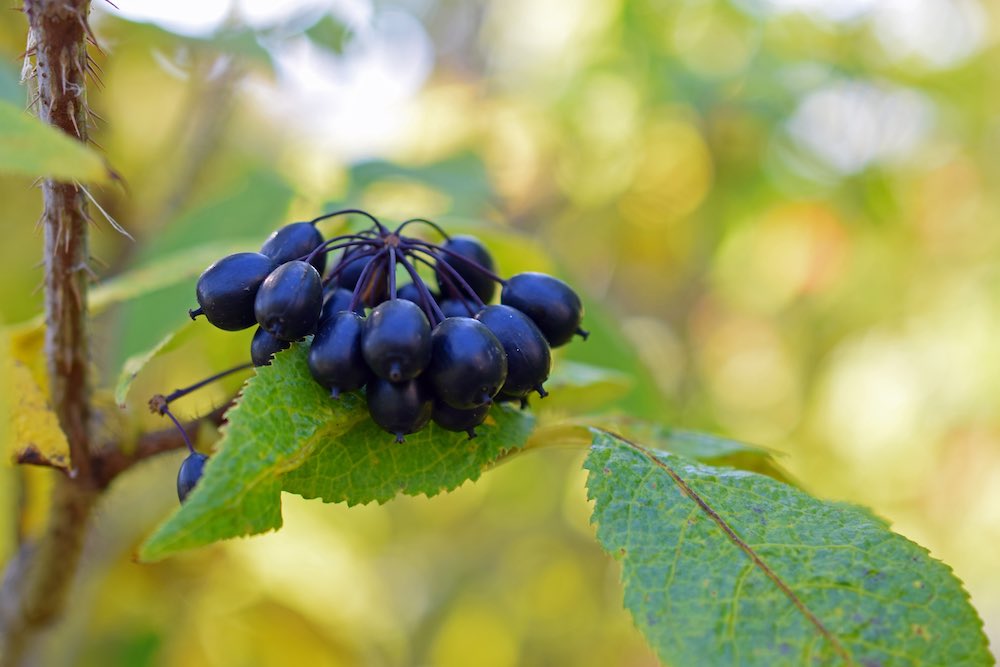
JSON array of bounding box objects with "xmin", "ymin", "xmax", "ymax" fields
[
  {"xmin": 366, "ymin": 377, "xmax": 433, "ymax": 442},
  {"xmin": 251, "ymin": 326, "xmax": 291, "ymax": 367},
  {"xmin": 260, "ymin": 221, "xmax": 326, "ymax": 274},
  {"xmin": 362, "ymin": 299, "xmax": 432, "ymax": 382},
  {"xmin": 192, "ymin": 252, "xmax": 275, "ymax": 331},
  {"xmin": 308, "ymin": 311, "xmax": 372, "ymax": 397},
  {"xmin": 436, "ymin": 235, "xmax": 497, "ymax": 303},
  {"xmin": 321, "ymin": 286, "xmax": 365, "ymax": 321},
  {"xmin": 177, "ymin": 452, "xmax": 208, "ymax": 503},
  {"xmin": 254, "ymin": 260, "xmax": 324, "ymax": 341},
  {"xmin": 501, "ymin": 272, "xmax": 585, "ymax": 347},
  {"xmin": 398, "ymin": 282, "xmax": 433, "ymax": 305},
  {"xmin": 432, "ymin": 401, "xmax": 490, "ymax": 439},
  {"xmin": 439, "ymin": 298, "xmax": 480, "ymax": 319},
  {"xmin": 426, "ymin": 318, "xmax": 507, "ymax": 409},
  {"xmin": 476, "ymin": 305, "xmax": 551, "ymax": 398}
]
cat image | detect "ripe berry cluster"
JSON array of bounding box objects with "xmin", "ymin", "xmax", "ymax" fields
[{"xmin": 177, "ymin": 210, "xmax": 586, "ymax": 498}]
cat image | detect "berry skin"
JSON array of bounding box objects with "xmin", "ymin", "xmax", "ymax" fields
[
  {"xmin": 397, "ymin": 282, "xmax": 435, "ymax": 306},
  {"xmin": 362, "ymin": 299, "xmax": 432, "ymax": 382},
  {"xmin": 308, "ymin": 311, "xmax": 372, "ymax": 397},
  {"xmin": 366, "ymin": 377, "xmax": 433, "ymax": 442},
  {"xmin": 426, "ymin": 318, "xmax": 507, "ymax": 409},
  {"xmin": 476, "ymin": 305, "xmax": 551, "ymax": 398},
  {"xmin": 251, "ymin": 326, "xmax": 291, "ymax": 367},
  {"xmin": 260, "ymin": 222, "xmax": 326, "ymax": 274},
  {"xmin": 439, "ymin": 298, "xmax": 480, "ymax": 319},
  {"xmin": 432, "ymin": 401, "xmax": 490, "ymax": 439},
  {"xmin": 501, "ymin": 272, "xmax": 585, "ymax": 347},
  {"xmin": 321, "ymin": 286, "xmax": 365, "ymax": 321},
  {"xmin": 193, "ymin": 252, "xmax": 275, "ymax": 331},
  {"xmin": 254, "ymin": 260, "xmax": 324, "ymax": 341},
  {"xmin": 177, "ymin": 452, "xmax": 209, "ymax": 503},
  {"xmin": 436, "ymin": 235, "xmax": 497, "ymax": 303}
]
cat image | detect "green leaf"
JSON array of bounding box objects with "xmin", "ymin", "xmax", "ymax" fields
[
  {"xmin": 540, "ymin": 360, "xmax": 633, "ymax": 414},
  {"xmin": 140, "ymin": 343, "xmax": 536, "ymax": 560},
  {"xmin": 584, "ymin": 430, "xmax": 992, "ymax": 667},
  {"xmin": 622, "ymin": 425, "xmax": 792, "ymax": 483},
  {"xmin": 114, "ymin": 321, "xmax": 199, "ymax": 408},
  {"xmin": 282, "ymin": 400, "xmax": 535, "ymax": 506},
  {"xmin": 139, "ymin": 343, "xmax": 365, "ymax": 561},
  {"xmin": 0, "ymin": 99, "xmax": 109, "ymax": 182},
  {"xmin": 346, "ymin": 153, "xmax": 495, "ymax": 217}
]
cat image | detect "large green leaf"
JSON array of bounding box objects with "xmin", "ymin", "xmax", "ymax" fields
[
  {"xmin": 0, "ymin": 99, "xmax": 109, "ymax": 182},
  {"xmin": 282, "ymin": 400, "xmax": 534, "ymax": 506},
  {"xmin": 140, "ymin": 343, "xmax": 536, "ymax": 560},
  {"xmin": 585, "ymin": 430, "xmax": 992, "ymax": 667}
]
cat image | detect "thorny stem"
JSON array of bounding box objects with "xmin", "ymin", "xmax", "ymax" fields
[{"xmin": 1, "ymin": 2, "xmax": 97, "ymax": 664}]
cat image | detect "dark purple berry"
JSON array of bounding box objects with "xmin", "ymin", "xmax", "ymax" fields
[
  {"xmin": 476, "ymin": 305, "xmax": 551, "ymax": 399},
  {"xmin": 432, "ymin": 401, "xmax": 490, "ymax": 439},
  {"xmin": 501, "ymin": 272, "xmax": 585, "ymax": 347},
  {"xmin": 308, "ymin": 311, "xmax": 372, "ymax": 397},
  {"xmin": 362, "ymin": 299, "xmax": 432, "ymax": 382},
  {"xmin": 177, "ymin": 452, "xmax": 208, "ymax": 503},
  {"xmin": 366, "ymin": 377, "xmax": 433, "ymax": 442},
  {"xmin": 192, "ymin": 252, "xmax": 275, "ymax": 331},
  {"xmin": 439, "ymin": 298, "xmax": 480, "ymax": 319},
  {"xmin": 321, "ymin": 286, "xmax": 365, "ymax": 321},
  {"xmin": 426, "ymin": 318, "xmax": 507, "ymax": 409},
  {"xmin": 436, "ymin": 235, "xmax": 497, "ymax": 303},
  {"xmin": 251, "ymin": 326, "xmax": 291, "ymax": 367},
  {"xmin": 397, "ymin": 282, "xmax": 434, "ymax": 305},
  {"xmin": 254, "ymin": 260, "xmax": 323, "ymax": 341},
  {"xmin": 260, "ymin": 221, "xmax": 326, "ymax": 274}
]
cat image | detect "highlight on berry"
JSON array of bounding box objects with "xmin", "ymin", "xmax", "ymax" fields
[{"xmin": 158, "ymin": 209, "xmax": 587, "ymax": 500}]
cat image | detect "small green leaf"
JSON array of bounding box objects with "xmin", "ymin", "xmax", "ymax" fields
[
  {"xmin": 140, "ymin": 343, "xmax": 536, "ymax": 560},
  {"xmin": 138, "ymin": 343, "xmax": 365, "ymax": 562},
  {"xmin": 114, "ymin": 321, "xmax": 198, "ymax": 407},
  {"xmin": 0, "ymin": 100, "xmax": 109, "ymax": 182},
  {"xmin": 282, "ymin": 402, "xmax": 535, "ymax": 506},
  {"xmin": 585, "ymin": 430, "xmax": 992, "ymax": 667}
]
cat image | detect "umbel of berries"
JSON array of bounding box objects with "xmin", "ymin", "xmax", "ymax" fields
[{"xmin": 186, "ymin": 209, "xmax": 588, "ymax": 443}]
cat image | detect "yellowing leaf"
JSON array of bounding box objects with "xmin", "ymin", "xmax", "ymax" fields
[
  {"xmin": 0, "ymin": 99, "xmax": 109, "ymax": 182},
  {"xmin": 6, "ymin": 360, "xmax": 69, "ymax": 470}
]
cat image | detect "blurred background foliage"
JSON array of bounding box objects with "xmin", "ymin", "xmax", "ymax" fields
[{"xmin": 1, "ymin": 0, "xmax": 999, "ymax": 664}]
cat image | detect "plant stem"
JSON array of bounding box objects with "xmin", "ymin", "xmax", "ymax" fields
[{"xmin": 0, "ymin": 2, "xmax": 97, "ymax": 664}]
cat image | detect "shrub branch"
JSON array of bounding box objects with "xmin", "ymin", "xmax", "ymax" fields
[{"xmin": 0, "ymin": 2, "xmax": 96, "ymax": 665}]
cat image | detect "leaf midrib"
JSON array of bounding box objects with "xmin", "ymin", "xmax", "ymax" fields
[{"xmin": 599, "ymin": 429, "xmax": 855, "ymax": 666}]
